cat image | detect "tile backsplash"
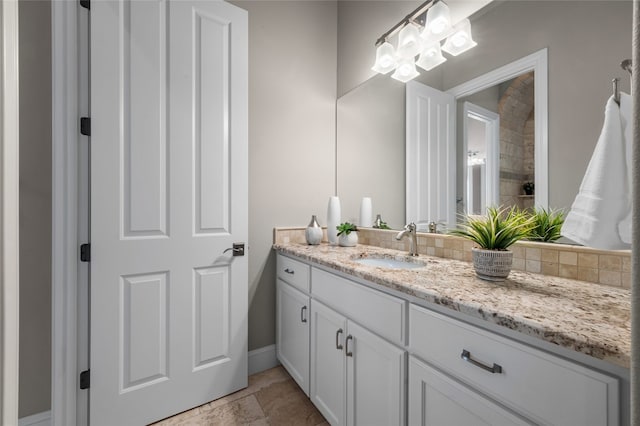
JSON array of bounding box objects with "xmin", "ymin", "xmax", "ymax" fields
[{"xmin": 273, "ymin": 227, "xmax": 631, "ymax": 289}]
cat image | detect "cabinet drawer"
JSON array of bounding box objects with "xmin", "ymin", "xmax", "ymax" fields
[
  {"xmin": 409, "ymin": 356, "xmax": 530, "ymax": 426},
  {"xmin": 312, "ymin": 267, "xmax": 406, "ymax": 346},
  {"xmin": 409, "ymin": 304, "xmax": 618, "ymax": 426},
  {"xmin": 277, "ymin": 254, "xmax": 310, "ymax": 292}
]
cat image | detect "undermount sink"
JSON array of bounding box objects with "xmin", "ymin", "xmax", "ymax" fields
[{"xmin": 352, "ymin": 256, "xmax": 425, "ymax": 270}]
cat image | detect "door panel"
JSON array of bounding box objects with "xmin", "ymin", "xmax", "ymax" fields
[
  {"xmin": 193, "ymin": 266, "xmax": 230, "ymax": 368},
  {"xmin": 122, "ymin": 0, "xmax": 169, "ymax": 238},
  {"xmin": 276, "ymin": 279, "xmax": 310, "ymax": 396},
  {"xmin": 121, "ymin": 272, "xmax": 169, "ymax": 390},
  {"xmin": 194, "ymin": 10, "xmax": 231, "ymax": 234},
  {"xmin": 90, "ymin": 1, "xmax": 248, "ymax": 425},
  {"xmin": 406, "ymin": 81, "xmax": 456, "ymax": 230},
  {"xmin": 346, "ymin": 321, "xmax": 406, "ymax": 426},
  {"xmin": 311, "ymin": 301, "xmax": 347, "ymax": 426}
]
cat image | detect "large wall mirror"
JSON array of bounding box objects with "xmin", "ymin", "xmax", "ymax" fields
[{"xmin": 336, "ymin": 0, "xmax": 632, "ymax": 239}]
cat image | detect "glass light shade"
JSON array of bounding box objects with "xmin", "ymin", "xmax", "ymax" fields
[
  {"xmin": 371, "ymin": 41, "xmax": 397, "ymax": 74},
  {"xmin": 416, "ymin": 42, "xmax": 447, "ymax": 71},
  {"xmin": 423, "ymin": 1, "xmax": 452, "ymax": 39},
  {"xmin": 396, "ymin": 23, "xmax": 423, "ymax": 59},
  {"xmin": 391, "ymin": 58, "xmax": 420, "ymax": 83},
  {"xmin": 442, "ymin": 19, "xmax": 477, "ymax": 56}
]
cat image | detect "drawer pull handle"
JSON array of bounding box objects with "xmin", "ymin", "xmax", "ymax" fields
[
  {"xmin": 461, "ymin": 350, "xmax": 502, "ymax": 374},
  {"xmin": 284, "ymin": 268, "xmax": 295, "ymax": 275},
  {"xmin": 345, "ymin": 335, "xmax": 354, "ymax": 357},
  {"xmin": 301, "ymin": 306, "xmax": 307, "ymax": 323},
  {"xmin": 336, "ymin": 329, "xmax": 343, "ymax": 350}
]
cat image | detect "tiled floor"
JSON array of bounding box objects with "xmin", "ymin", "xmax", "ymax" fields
[{"xmin": 152, "ymin": 366, "xmax": 327, "ymax": 426}]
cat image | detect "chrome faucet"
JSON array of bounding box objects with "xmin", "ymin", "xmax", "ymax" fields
[{"xmin": 396, "ymin": 222, "xmax": 418, "ymax": 257}]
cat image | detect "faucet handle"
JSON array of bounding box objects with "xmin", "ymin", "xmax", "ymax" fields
[{"xmin": 406, "ymin": 222, "xmax": 417, "ymax": 232}]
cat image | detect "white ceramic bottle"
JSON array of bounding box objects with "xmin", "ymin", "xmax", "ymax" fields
[
  {"xmin": 327, "ymin": 196, "xmax": 341, "ymax": 245},
  {"xmin": 305, "ymin": 215, "xmax": 323, "ymax": 245},
  {"xmin": 359, "ymin": 197, "xmax": 372, "ymax": 227}
]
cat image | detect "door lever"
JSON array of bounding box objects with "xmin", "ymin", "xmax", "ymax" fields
[{"xmin": 223, "ymin": 243, "xmax": 245, "ymax": 256}]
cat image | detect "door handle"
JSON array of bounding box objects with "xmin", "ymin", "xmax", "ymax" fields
[
  {"xmin": 301, "ymin": 306, "xmax": 307, "ymax": 323},
  {"xmin": 336, "ymin": 328, "xmax": 343, "ymax": 350},
  {"xmin": 223, "ymin": 243, "xmax": 245, "ymax": 256},
  {"xmin": 345, "ymin": 335, "xmax": 353, "ymax": 357}
]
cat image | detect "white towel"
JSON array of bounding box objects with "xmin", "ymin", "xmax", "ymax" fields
[
  {"xmin": 561, "ymin": 93, "xmax": 632, "ymax": 250},
  {"xmin": 617, "ymin": 92, "xmax": 632, "ymax": 244}
]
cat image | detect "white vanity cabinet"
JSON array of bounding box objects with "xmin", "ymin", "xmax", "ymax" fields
[
  {"xmin": 275, "ymin": 252, "xmax": 622, "ymax": 426},
  {"xmin": 310, "ymin": 299, "xmax": 406, "ymax": 426}
]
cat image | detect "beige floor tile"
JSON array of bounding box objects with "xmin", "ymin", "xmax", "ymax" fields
[
  {"xmin": 153, "ymin": 366, "xmax": 327, "ymax": 426},
  {"xmin": 176, "ymin": 395, "xmax": 267, "ymax": 426},
  {"xmin": 202, "ymin": 366, "xmax": 292, "ymax": 412},
  {"xmin": 254, "ymin": 379, "xmax": 325, "ymax": 426}
]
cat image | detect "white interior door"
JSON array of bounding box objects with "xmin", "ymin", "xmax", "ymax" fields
[
  {"xmin": 90, "ymin": 1, "xmax": 248, "ymax": 425},
  {"xmin": 406, "ymin": 81, "xmax": 456, "ymax": 230},
  {"xmin": 462, "ymin": 101, "xmax": 500, "ymax": 214}
]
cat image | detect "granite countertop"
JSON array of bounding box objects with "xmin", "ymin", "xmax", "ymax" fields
[{"xmin": 274, "ymin": 243, "xmax": 631, "ymax": 369}]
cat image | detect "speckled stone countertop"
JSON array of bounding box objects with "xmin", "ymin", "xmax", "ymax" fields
[{"xmin": 274, "ymin": 243, "xmax": 631, "ymax": 369}]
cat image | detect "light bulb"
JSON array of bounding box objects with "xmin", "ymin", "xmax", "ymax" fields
[
  {"xmin": 416, "ymin": 42, "xmax": 447, "ymax": 71},
  {"xmin": 371, "ymin": 41, "xmax": 397, "ymax": 74},
  {"xmin": 397, "ymin": 23, "xmax": 423, "ymax": 59},
  {"xmin": 391, "ymin": 58, "xmax": 419, "ymax": 83},
  {"xmin": 423, "ymin": 1, "xmax": 452, "ymax": 40},
  {"xmin": 442, "ymin": 19, "xmax": 477, "ymax": 56}
]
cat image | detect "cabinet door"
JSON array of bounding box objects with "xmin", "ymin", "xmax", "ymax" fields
[
  {"xmin": 311, "ymin": 301, "xmax": 347, "ymax": 426},
  {"xmin": 346, "ymin": 321, "xmax": 406, "ymax": 426},
  {"xmin": 276, "ymin": 279, "xmax": 310, "ymax": 396},
  {"xmin": 408, "ymin": 356, "xmax": 530, "ymax": 426}
]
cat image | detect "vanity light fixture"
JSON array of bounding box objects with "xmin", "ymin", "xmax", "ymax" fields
[{"xmin": 371, "ymin": 0, "xmax": 477, "ymax": 82}]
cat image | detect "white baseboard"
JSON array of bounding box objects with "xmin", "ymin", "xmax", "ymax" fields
[
  {"xmin": 18, "ymin": 411, "xmax": 51, "ymax": 426},
  {"xmin": 248, "ymin": 344, "xmax": 279, "ymax": 375}
]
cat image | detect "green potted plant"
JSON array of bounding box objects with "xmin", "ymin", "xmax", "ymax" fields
[
  {"xmin": 525, "ymin": 207, "xmax": 565, "ymax": 242},
  {"xmin": 450, "ymin": 206, "xmax": 535, "ymax": 281},
  {"xmin": 336, "ymin": 222, "xmax": 358, "ymax": 247}
]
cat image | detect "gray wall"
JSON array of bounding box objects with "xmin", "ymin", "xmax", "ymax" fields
[
  {"xmin": 336, "ymin": 1, "xmax": 633, "ymax": 218},
  {"xmin": 18, "ymin": 0, "xmax": 52, "ymax": 418},
  {"xmin": 229, "ymin": 1, "xmax": 337, "ymax": 351}
]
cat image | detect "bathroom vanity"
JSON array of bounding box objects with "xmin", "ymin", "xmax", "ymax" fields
[{"xmin": 273, "ymin": 243, "xmax": 630, "ymax": 426}]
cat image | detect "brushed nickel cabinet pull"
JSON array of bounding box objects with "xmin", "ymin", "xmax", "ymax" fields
[
  {"xmin": 301, "ymin": 306, "xmax": 307, "ymax": 323},
  {"xmin": 461, "ymin": 349, "xmax": 503, "ymax": 374},
  {"xmin": 336, "ymin": 329, "xmax": 343, "ymax": 350},
  {"xmin": 345, "ymin": 335, "xmax": 354, "ymax": 357}
]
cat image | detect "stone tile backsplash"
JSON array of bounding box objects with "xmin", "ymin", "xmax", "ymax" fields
[{"xmin": 273, "ymin": 227, "xmax": 631, "ymax": 289}]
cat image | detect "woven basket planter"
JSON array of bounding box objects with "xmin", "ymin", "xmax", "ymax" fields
[{"xmin": 471, "ymin": 248, "xmax": 513, "ymax": 281}]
